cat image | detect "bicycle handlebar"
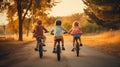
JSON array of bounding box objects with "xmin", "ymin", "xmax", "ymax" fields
[{"xmin": 50, "ymin": 31, "xmax": 68, "ymax": 35}]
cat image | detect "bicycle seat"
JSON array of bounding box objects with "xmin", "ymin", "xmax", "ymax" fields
[
  {"xmin": 55, "ymin": 39, "xmax": 62, "ymax": 41},
  {"xmin": 74, "ymin": 37, "xmax": 80, "ymax": 40}
]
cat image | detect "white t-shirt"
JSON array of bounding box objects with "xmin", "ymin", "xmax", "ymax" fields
[{"xmin": 51, "ymin": 26, "xmax": 67, "ymax": 36}]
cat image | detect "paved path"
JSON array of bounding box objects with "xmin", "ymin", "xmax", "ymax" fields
[{"xmin": 0, "ymin": 35, "xmax": 120, "ymax": 67}]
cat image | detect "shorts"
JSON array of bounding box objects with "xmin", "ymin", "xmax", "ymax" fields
[
  {"xmin": 54, "ymin": 36, "xmax": 63, "ymax": 41},
  {"xmin": 73, "ymin": 34, "xmax": 81, "ymax": 39}
]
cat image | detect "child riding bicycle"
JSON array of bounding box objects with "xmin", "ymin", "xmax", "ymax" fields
[
  {"xmin": 68, "ymin": 21, "xmax": 83, "ymax": 51},
  {"xmin": 51, "ymin": 19, "xmax": 67, "ymax": 53},
  {"xmin": 33, "ymin": 19, "xmax": 49, "ymax": 51}
]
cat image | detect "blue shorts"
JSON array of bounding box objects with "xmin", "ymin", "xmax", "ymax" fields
[{"xmin": 73, "ymin": 34, "xmax": 81, "ymax": 39}]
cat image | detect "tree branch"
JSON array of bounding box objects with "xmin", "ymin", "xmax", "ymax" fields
[{"xmin": 22, "ymin": 0, "xmax": 32, "ymax": 23}]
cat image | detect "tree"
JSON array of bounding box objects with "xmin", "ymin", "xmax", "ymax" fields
[
  {"xmin": 0, "ymin": 0, "xmax": 57, "ymax": 41},
  {"xmin": 82, "ymin": 0, "xmax": 120, "ymax": 30}
]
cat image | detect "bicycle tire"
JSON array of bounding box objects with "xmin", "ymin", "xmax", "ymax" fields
[
  {"xmin": 39, "ymin": 43, "xmax": 43, "ymax": 58},
  {"xmin": 76, "ymin": 43, "xmax": 80, "ymax": 57},
  {"xmin": 57, "ymin": 45, "xmax": 61, "ymax": 61}
]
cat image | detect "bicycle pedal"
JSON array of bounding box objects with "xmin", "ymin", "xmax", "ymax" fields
[
  {"xmin": 34, "ymin": 48, "xmax": 39, "ymax": 51},
  {"xmin": 52, "ymin": 50, "xmax": 57, "ymax": 53},
  {"xmin": 80, "ymin": 43, "xmax": 83, "ymax": 46},
  {"xmin": 42, "ymin": 44, "xmax": 46, "ymax": 46},
  {"xmin": 43, "ymin": 50, "xmax": 47, "ymax": 52}
]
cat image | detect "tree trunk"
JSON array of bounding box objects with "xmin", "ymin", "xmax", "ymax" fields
[{"xmin": 17, "ymin": 0, "xmax": 23, "ymax": 41}]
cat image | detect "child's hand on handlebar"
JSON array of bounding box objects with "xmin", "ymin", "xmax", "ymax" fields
[
  {"xmin": 50, "ymin": 32, "xmax": 54, "ymax": 35},
  {"xmin": 63, "ymin": 31, "xmax": 68, "ymax": 34},
  {"xmin": 45, "ymin": 31, "xmax": 49, "ymax": 33}
]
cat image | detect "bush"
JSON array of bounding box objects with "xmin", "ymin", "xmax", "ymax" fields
[
  {"xmin": 62, "ymin": 22, "xmax": 72, "ymax": 30},
  {"xmin": 80, "ymin": 22, "xmax": 103, "ymax": 33}
]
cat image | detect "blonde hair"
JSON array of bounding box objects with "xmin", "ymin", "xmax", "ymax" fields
[{"xmin": 72, "ymin": 21, "xmax": 79, "ymax": 27}]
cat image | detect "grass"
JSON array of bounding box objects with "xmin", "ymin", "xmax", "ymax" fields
[
  {"xmin": 82, "ymin": 30, "xmax": 120, "ymax": 58},
  {"xmin": 64, "ymin": 30, "xmax": 120, "ymax": 58}
]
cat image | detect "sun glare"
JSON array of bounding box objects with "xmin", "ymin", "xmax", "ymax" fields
[
  {"xmin": 49, "ymin": 0, "xmax": 85, "ymax": 16},
  {"xmin": 0, "ymin": 12, "xmax": 8, "ymax": 25}
]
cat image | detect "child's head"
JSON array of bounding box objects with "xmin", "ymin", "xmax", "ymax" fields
[
  {"xmin": 37, "ymin": 19, "xmax": 42, "ymax": 25},
  {"xmin": 73, "ymin": 21, "xmax": 79, "ymax": 26},
  {"xmin": 55, "ymin": 19, "xmax": 62, "ymax": 26}
]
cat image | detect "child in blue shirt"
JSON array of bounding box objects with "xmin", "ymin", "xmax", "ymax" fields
[{"xmin": 51, "ymin": 19, "xmax": 67, "ymax": 53}]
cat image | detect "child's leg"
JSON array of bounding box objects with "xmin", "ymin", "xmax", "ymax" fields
[
  {"xmin": 53, "ymin": 40, "xmax": 57, "ymax": 53},
  {"xmin": 61, "ymin": 38, "xmax": 64, "ymax": 47},
  {"xmin": 78, "ymin": 36, "xmax": 82, "ymax": 44},
  {"xmin": 54, "ymin": 40, "xmax": 57, "ymax": 48},
  {"xmin": 43, "ymin": 35, "xmax": 46, "ymax": 43},
  {"xmin": 73, "ymin": 39, "xmax": 75, "ymax": 48},
  {"xmin": 78, "ymin": 37, "xmax": 83, "ymax": 46},
  {"xmin": 35, "ymin": 37, "xmax": 39, "ymax": 51},
  {"xmin": 61, "ymin": 38, "xmax": 65, "ymax": 50},
  {"xmin": 53, "ymin": 37, "xmax": 57, "ymax": 52},
  {"xmin": 78, "ymin": 37, "xmax": 81, "ymax": 44},
  {"xmin": 42, "ymin": 35, "xmax": 46, "ymax": 46},
  {"xmin": 71, "ymin": 38, "xmax": 75, "ymax": 51}
]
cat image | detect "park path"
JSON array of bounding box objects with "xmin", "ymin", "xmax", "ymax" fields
[{"xmin": 0, "ymin": 35, "xmax": 120, "ymax": 67}]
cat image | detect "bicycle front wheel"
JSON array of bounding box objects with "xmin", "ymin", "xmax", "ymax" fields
[
  {"xmin": 76, "ymin": 43, "xmax": 80, "ymax": 57},
  {"xmin": 57, "ymin": 45, "xmax": 61, "ymax": 61},
  {"xmin": 39, "ymin": 44, "xmax": 43, "ymax": 58}
]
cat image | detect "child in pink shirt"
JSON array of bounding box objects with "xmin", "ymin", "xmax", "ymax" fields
[{"xmin": 68, "ymin": 21, "xmax": 83, "ymax": 51}]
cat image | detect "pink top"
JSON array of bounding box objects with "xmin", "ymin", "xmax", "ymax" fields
[
  {"xmin": 69, "ymin": 26, "xmax": 82, "ymax": 35},
  {"xmin": 33, "ymin": 25, "xmax": 48, "ymax": 37}
]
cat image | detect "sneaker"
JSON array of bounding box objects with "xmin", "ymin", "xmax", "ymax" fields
[
  {"xmin": 71, "ymin": 48, "xmax": 75, "ymax": 52},
  {"xmin": 43, "ymin": 49, "xmax": 47, "ymax": 52},
  {"xmin": 52, "ymin": 48, "xmax": 56, "ymax": 53},
  {"xmin": 42, "ymin": 43, "xmax": 46, "ymax": 46},
  {"xmin": 80, "ymin": 43, "xmax": 83, "ymax": 46},
  {"xmin": 62, "ymin": 47, "xmax": 65, "ymax": 50},
  {"xmin": 34, "ymin": 48, "xmax": 38, "ymax": 51}
]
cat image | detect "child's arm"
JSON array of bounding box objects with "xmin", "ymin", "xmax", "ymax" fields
[
  {"xmin": 79, "ymin": 27, "xmax": 83, "ymax": 34},
  {"xmin": 42, "ymin": 26, "xmax": 49, "ymax": 33},
  {"xmin": 61, "ymin": 26, "xmax": 67, "ymax": 32},
  {"xmin": 68, "ymin": 28, "xmax": 72, "ymax": 34},
  {"xmin": 50, "ymin": 27, "xmax": 54, "ymax": 35}
]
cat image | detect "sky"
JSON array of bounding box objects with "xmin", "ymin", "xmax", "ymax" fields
[
  {"xmin": 0, "ymin": 12, "xmax": 8, "ymax": 25},
  {"xmin": 0, "ymin": 0, "xmax": 85, "ymax": 25},
  {"xmin": 49, "ymin": 0, "xmax": 85, "ymax": 16}
]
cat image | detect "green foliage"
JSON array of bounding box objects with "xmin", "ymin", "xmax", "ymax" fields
[
  {"xmin": 45, "ymin": 16, "xmax": 56, "ymax": 26},
  {"xmin": 62, "ymin": 22, "xmax": 72, "ymax": 30},
  {"xmin": 83, "ymin": 0, "xmax": 120, "ymax": 30},
  {"xmin": 80, "ymin": 22, "xmax": 103, "ymax": 33}
]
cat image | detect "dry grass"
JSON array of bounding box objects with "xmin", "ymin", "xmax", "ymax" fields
[
  {"xmin": 82, "ymin": 30, "xmax": 120, "ymax": 58},
  {"xmin": 64, "ymin": 30, "xmax": 120, "ymax": 58}
]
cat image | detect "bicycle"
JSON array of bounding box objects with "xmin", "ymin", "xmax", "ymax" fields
[
  {"xmin": 55, "ymin": 39, "xmax": 63, "ymax": 61},
  {"xmin": 36, "ymin": 37, "xmax": 46, "ymax": 58},
  {"xmin": 51, "ymin": 32, "xmax": 67, "ymax": 61},
  {"xmin": 37, "ymin": 36, "xmax": 46, "ymax": 58},
  {"xmin": 74, "ymin": 37, "xmax": 81, "ymax": 57}
]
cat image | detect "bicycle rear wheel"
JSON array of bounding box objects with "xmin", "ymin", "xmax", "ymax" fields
[
  {"xmin": 76, "ymin": 43, "xmax": 80, "ymax": 57},
  {"xmin": 39, "ymin": 43, "xmax": 43, "ymax": 58},
  {"xmin": 57, "ymin": 44, "xmax": 61, "ymax": 61}
]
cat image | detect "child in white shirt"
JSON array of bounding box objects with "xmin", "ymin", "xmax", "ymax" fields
[{"xmin": 51, "ymin": 19, "xmax": 67, "ymax": 53}]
